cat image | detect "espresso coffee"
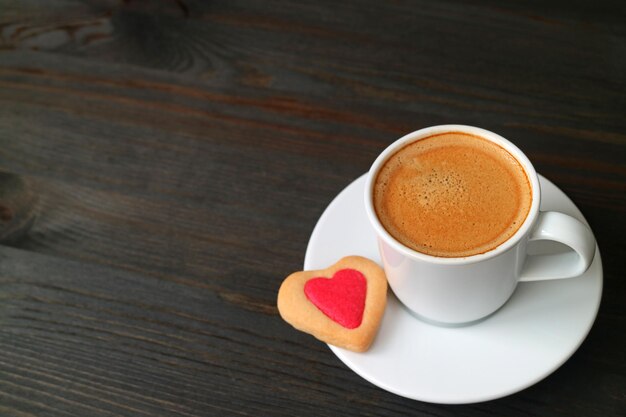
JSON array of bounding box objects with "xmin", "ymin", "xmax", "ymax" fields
[{"xmin": 373, "ymin": 132, "xmax": 532, "ymax": 257}]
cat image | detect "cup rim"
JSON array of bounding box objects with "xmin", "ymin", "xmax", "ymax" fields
[{"xmin": 364, "ymin": 125, "xmax": 541, "ymax": 265}]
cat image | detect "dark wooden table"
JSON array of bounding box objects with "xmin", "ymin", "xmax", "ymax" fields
[{"xmin": 1, "ymin": 1, "xmax": 625, "ymax": 416}]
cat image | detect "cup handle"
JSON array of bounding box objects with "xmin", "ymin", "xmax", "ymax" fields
[{"xmin": 518, "ymin": 211, "xmax": 596, "ymax": 282}]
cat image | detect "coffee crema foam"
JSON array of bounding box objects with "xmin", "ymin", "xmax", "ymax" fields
[{"xmin": 373, "ymin": 132, "xmax": 532, "ymax": 258}]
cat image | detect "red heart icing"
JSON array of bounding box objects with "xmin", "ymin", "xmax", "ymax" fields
[{"xmin": 304, "ymin": 269, "xmax": 366, "ymax": 329}]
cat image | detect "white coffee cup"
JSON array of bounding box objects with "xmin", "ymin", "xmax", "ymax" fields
[{"xmin": 364, "ymin": 125, "xmax": 596, "ymax": 325}]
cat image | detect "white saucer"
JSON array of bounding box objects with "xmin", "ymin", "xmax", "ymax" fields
[{"xmin": 304, "ymin": 173, "xmax": 602, "ymax": 404}]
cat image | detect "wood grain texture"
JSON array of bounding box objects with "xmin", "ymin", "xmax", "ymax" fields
[{"xmin": 0, "ymin": 0, "xmax": 625, "ymax": 416}]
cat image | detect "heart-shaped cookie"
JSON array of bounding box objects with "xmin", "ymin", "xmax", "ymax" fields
[{"xmin": 277, "ymin": 256, "xmax": 387, "ymax": 352}]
